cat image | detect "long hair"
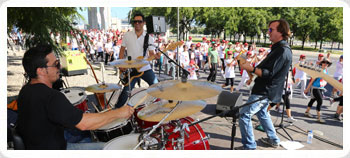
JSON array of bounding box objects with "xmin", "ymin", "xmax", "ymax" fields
[{"xmin": 269, "ymin": 19, "xmax": 291, "ymax": 40}]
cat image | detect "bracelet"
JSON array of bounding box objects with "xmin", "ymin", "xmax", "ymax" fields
[{"xmin": 252, "ymin": 67, "xmax": 256, "ymax": 73}]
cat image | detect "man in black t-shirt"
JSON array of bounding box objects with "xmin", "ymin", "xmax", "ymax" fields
[
  {"xmin": 17, "ymin": 45, "xmax": 134, "ymax": 150},
  {"xmin": 238, "ymin": 19, "xmax": 292, "ymax": 150}
]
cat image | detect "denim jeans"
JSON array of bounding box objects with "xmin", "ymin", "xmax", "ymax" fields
[
  {"xmin": 115, "ymin": 69, "xmax": 158, "ymax": 108},
  {"xmin": 239, "ymin": 94, "xmax": 280, "ymax": 149},
  {"xmin": 66, "ymin": 142, "xmax": 105, "ymax": 150}
]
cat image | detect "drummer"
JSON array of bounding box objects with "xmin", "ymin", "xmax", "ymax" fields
[
  {"xmin": 16, "ymin": 45, "xmax": 134, "ymax": 150},
  {"xmin": 113, "ymin": 12, "xmax": 159, "ymax": 108}
]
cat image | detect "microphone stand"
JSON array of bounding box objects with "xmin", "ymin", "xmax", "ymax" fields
[
  {"xmin": 188, "ymin": 96, "xmax": 268, "ymax": 150},
  {"xmin": 154, "ymin": 46, "xmax": 190, "ymax": 82}
]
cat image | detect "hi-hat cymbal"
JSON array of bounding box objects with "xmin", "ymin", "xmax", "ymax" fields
[
  {"xmin": 110, "ymin": 59, "xmax": 149, "ymax": 68},
  {"xmin": 146, "ymin": 80, "xmax": 222, "ymax": 101},
  {"xmin": 137, "ymin": 100, "xmax": 206, "ymax": 122},
  {"xmin": 85, "ymin": 83, "xmax": 121, "ymax": 93}
]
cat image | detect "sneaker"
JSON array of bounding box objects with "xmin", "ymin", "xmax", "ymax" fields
[
  {"xmin": 286, "ymin": 117, "xmax": 297, "ymax": 123},
  {"xmin": 329, "ymin": 98, "xmax": 337, "ymax": 107},
  {"xmin": 302, "ymin": 94, "xmax": 308, "ymax": 99},
  {"xmin": 334, "ymin": 113, "xmax": 339, "ymax": 118},
  {"xmin": 259, "ymin": 137, "xmax": 279, "ymax": 148},
  {"xmin": 317, "ymin": 118, "xmax": 326, "ymax": 124},
  {"xmin": 275, "ymin": 107, "xmax": 283, "ymax": 113},
  {"xmin": 304, "ymin": 112, "xmax": 313, "ymax": 118}
]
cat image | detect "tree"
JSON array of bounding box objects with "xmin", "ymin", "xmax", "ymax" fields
[
  {"xmin": 7, "ymin": 7, "xmax": 83, "ymax": 53},
  {"xmin": 294, "ymin": 8, "xmax": 319, "ymax": 49}
]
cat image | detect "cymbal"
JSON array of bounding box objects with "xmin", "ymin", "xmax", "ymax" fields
[
  {"xmin": 137, "ymin": 100, "xmax": 206, "ymax": 122},
  {"xmin": 110, "ymin": 59, "xmax": 149, "ymax": 68},
  {"xmin": 85, "ymin": 83, "xmax": 121, "ymax": 93},
  {"xmin": 146, "ymin": 80, "xmax": 222, "ymax": 101}
]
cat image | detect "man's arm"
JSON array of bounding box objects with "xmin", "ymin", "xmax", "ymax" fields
[
  {"xmin": 75, "ymin": 105, "xmax": 134, "ymax": 131},
  {"xmin": 119, "ymin": 46, "xmax": 125, "ymax": 59}
]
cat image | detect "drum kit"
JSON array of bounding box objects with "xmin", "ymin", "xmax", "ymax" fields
[{"xmin": 63, "ymin": 57, "xmax": 222, "ymax": 150}]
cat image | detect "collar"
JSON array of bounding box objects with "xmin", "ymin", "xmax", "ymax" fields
[{"xmin": 271, "ymin": 40, "xmax": 288, "ymax": 50}]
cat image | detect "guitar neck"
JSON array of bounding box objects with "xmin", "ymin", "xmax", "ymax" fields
[{"xmin": 294, "ymin": 63, "xmax": 343, "ymax": 92}]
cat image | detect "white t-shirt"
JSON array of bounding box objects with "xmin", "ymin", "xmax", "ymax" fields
[
  {"xmin": 185, "ymin": 40, "xmax": 192, "ymax": 48},
  {"xmin": 224, "ymin": 59, "xmax": 236, "ymax": 78},
  {"xmin": 201, "ymin": 43, "xmax": 208, "ymax": 57},
  {"xmin": 104, "ymin": 42, "xmax": 113, "ymax": 53},
  {"xmin": 97, "ymin": 40, "xmax": 104, "ymax": 52},
  {"xmin": 180, "ymin": 51, "xmax": 190, "ymax": 67},
  {"xmin": 185, "ymin": 65, "xmax": 198, "ymax": 80},
  {"xmin": 218, "ymin": 45, "xmax": 225, "ymax": 59},
  {"xmin": 294, "ymin": 61, "xmax": 307, "ymax": 80},
  {"xmin": 120, "ymin": 30, "xmax": 155, "ymax": 72},
  {"xmin": 333, "ymin": 61, "xmax": 343, "ymax": 78},
  {"xmin": 113, "ymin": 45, "xmax": 120, "ymax": 60}
]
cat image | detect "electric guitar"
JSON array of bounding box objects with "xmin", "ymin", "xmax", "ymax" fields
[
  {"xmin": 120, "ymin": 42, "xmax": 183, "ymax": 86},
  {"xmin": 294, "ymin": 63, "xmax": 343, "ymax": 92}
]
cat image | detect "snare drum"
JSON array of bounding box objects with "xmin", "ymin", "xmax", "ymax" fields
[
  {"xmin": 92, "ymin": 118, "xmax": 133, "ymax": 142},
  {"xmin": 61, "ymin": 88, "xmax": 88, "ymax": 112}
]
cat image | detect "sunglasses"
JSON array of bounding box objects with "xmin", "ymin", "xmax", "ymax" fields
[
  {"xmin": 46, "ymin": 60, "xmax": 61, "ymax": 69},
  {"xmin": 268, "ymin": 28, "xmax": 273, "ymax": 33},
  {"xmin": 133, "ymin": 20, "xmax": 143, "ymax": 24}
]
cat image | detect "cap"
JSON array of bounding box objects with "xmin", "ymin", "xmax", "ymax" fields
[
  {"xmin": 300, "ymin": 54, "xmax": 306, "ymax": 58},
  {"xmin": 190, "ymin": 60, "xmax": 195, "ymax": 65},
  {"xmin": 244, "ymin": 43, "xmax": 248, "ymax": 46},
  {"xmin": 229, "ymin": 42, "xmax": 233, "ymax": 45},
  {"xmin": 189, "ymin": 36, "xmax": 192, "ymax": 40},
  {"xmin": 259, "ymin": 48, "xmax": 265, "ymax": 52},
  {"xmin": 236, "ymin": 42, "xmax": 240, "ymax": 45},
  {"xmin": 211, "ymin": 41, "xmax": 216, "ymax": 44},
  {"xmin": 196, "ymin": 43, "xmax": 201, "ymax": 47},
  {"xmin": 318, "ymin": 53, "xmax": 324, "ymax": 57},
  {"xmin": 247, "ymin": 51, "xmax": 252, "ymax": 55},
  {"xmin": 222, "ymin": 40, "xmax": 226, "ymax": 43},
  {"xmin": 340, "ymin": 55, "xmax": 343, "ymax": 59},
  {"xmin": 202, "ymin": 37, "xmax": 207, "ymax": 40},
  {"xmin": 227, "ymin": 51, "xmax": 233, "ymax": 55}
]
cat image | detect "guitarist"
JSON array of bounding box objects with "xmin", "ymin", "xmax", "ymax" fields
[
  {"xmin": 238, "ymin": 19, "xmax": 292, "ymax": 150},
  {"xmin": 114, "ymin": 13, "xmax": 159, "ymax": 109}
]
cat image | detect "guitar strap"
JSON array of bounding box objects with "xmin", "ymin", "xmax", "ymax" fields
[{"xmin": 143, "ymin": 33, "xmax": 149, "ymax": 57}]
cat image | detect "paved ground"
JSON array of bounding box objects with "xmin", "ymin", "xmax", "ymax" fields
[{"xmin": 6, "ymin": 46, "xmax": 344, "ymax": 152}]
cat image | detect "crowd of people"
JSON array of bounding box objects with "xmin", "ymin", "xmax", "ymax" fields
[{"xmin": 9, "ymin": 13, "xmax": 343, "ymax": 150}]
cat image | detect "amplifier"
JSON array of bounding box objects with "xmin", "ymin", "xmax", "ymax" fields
[
  {"xmin": 60, "ymin": 50, "xmax": 87, "ymax": 76},
  {"xmin": 216, "ymin": 91, "xmax": 243, "ymax": 115}
]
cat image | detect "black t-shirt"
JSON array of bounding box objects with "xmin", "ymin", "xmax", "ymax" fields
[{"xmin": 16, "ymin": 83, "xmax": 83, "ymax": 150}]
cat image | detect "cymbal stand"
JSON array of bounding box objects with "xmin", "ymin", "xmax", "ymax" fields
[{"xmin": 133, "ymin": 101, "xmax": 180, "ymax": 150}]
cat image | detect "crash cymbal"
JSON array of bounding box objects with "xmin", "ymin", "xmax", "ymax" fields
[
  {"xmin": 85, "ymin": 83, "xmax": 121, "ymax": 93},
  {"xmin": 110, "ymin": 58, "xmax": 149, "ymax": 68},
  {"xmin": 137, "ymin": 100, "xmax": 206, "ymax": 122},
  {"xmin": 146, "ymin": 80, "xmax": 222, "ymax": 101}
]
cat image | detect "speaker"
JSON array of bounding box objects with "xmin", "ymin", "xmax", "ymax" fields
[
  {"xmin": 146, "ymin": 16, "xmax": 166, "ymax": 34},
  {"xmin": 216, "ymin": 91, "xmax": 243, "ymax": 115}
]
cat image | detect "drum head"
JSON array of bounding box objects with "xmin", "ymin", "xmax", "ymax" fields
[
  {"xmin": 61, "ymin": 88, "xmax": 87, "ymax": 105},
  {"xmin": 97, "ymin": 118, "xmax": 129, "ymax": 130},
  {"xmin": 103, "ymin": 134, "xmax": 140, "ymax": 150},
  {"xmin": 128, "ymin": 89, "xmax": 155, "ymax": 107}
]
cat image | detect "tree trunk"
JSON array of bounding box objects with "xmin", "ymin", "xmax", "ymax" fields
[
  {"xmin": 315, "ymin": 40, "xmax": 317, "ymax": 49},
  {"xmin": 230, "ymin": 34, "xmax": 232, "ymax": 42},
  {"xmin": 301, "ymin": 37, "xmax": 306, "ymax": 50},
  {"xmin": 338, "ymin": 42, "xmax": 341, "ymax": 50},
  {"xmin": 331, "ymin": 41, "xmax": 334, "ymax": 51},
  {"xmin": 223, "ymin": 29, "xmax": 226, "ymax": 40},
  {"xmin": 319, "ymin": 40, "xmax": 323, "ymax": 50}
]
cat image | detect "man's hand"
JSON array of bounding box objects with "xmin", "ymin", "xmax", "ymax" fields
[
  {"xmin": 117, "ymin": 105, "xmax": 134, "ymax": 118},
  {"xmin": 246, "ymin": 79, "xmax": 252, "ymax": 85},
  {"xmin": 240, "ymin": 60, "xmax": 252, "ymax": 71}
]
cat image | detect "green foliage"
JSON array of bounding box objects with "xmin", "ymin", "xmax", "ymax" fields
[{"xmin": 7, "ymin": 7, "xmax": 83, "ymax": 53}]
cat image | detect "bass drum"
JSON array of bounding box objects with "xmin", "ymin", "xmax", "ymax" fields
[{"xmin": 61, "ymin": 88, "xmax": 88, "ymax": 112}]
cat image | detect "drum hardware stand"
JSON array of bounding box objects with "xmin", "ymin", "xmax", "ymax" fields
[
  {"xmin": 188, "ymin": 96, "xmax": 267, "ymax": 150},
  {"xmin": 133, "ymin": 101, "xmax": 181, "ymax": 150}
]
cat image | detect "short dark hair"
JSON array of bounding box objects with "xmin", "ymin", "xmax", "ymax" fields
[
  {"xmin": 22, "ymin": 45, "xmax": 53, "ymax": 79},
  {"xmin": 269, "ymin": 19, "xmax": 291, "ymax": 40},
  {"xmin": 133, "ymin": 12, "xmax": 145, "ymax": 21}
]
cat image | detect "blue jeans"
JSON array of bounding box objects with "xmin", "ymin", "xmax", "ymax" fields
[
  {"xmin": 239, "ymin": 94, "xmax": 280, "ymax": 149},
  {"xmin": 67, "ymin": 142, "xmax": 105, "ymax": 150},
  {"xmin": 115, "ymin": 70, "xmax": 158, "ymax": 108}
]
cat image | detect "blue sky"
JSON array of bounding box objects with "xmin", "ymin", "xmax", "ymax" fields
[{"xmin": 77, "ymin": 7, "xmax": 132, "ymax": 24}]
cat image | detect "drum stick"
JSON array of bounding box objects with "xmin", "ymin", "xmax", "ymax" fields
[{"xmin": 91, "ymin": 102, "xmax": 100, "ymax": 113}]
